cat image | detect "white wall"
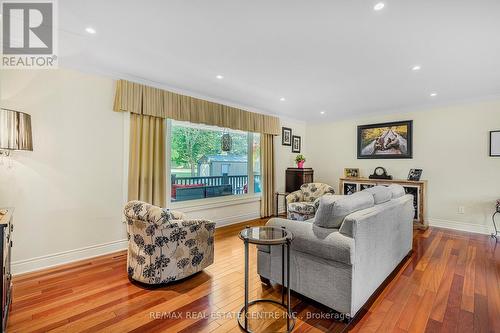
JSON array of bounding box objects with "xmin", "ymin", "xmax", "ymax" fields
[
  {"xmin": 0, "ymin": 69, "xmax": 127, "ymax": 274},
  {"xmin": 0, "ymin": 68, "xmax": 306, "ymax": 274},
  {"xmin": 307, "ymin": 99, "xmax": 500, "ymax": 234}
]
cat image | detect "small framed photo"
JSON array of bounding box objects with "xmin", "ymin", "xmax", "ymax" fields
[
  {"xmin": 292, "ymin": 135, "xmax": 301, "ymax": 153},
  {"xmin": 490, "ymin": 130, "xmax": 500, "ymax": 157},
  {"xmin": 344, "ymin": 168, "xmax": 360, "ymax": 178},
  {"xmin": 407, "ymin": 169, "xmax": 423, "ymax": 181},
  {"xmin": 282, "ymin": 127, "xmax": 292, "ymax": 146}
]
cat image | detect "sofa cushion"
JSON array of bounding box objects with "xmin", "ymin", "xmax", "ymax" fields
[
  {"xmin": 266, "ymin": 218, "xmax": 354, "ymax": 265},
  {"xmin": 314, "ymin": 192, "xmax": 374, "ymax": 229},
  {"xmin": 388, "ymin": 184, "xmax": 405, "ymax": 199},
  {"xmin": 288, "ymin": 202, "xmax": 316, "ymax": 215},
  {"xmin": 363, "ymin": 185, "xmax": 392, "ymax": 204}
]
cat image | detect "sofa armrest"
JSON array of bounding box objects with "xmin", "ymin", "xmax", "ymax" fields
[
  {"xmin": 344, "ymin": 194, "xmax": 414, "ymax": 315},
  {"xmin": 286, "ymin": 190, "xmax": 303, "ymax": 204}
]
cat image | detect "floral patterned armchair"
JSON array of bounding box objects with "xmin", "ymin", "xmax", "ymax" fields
[
  {"xmin": 286, "ymin": 183, "xmax": 335, "ymax": 221},
  {"xmin": 124, "ymin": 200, "xmax": 215, "ymax": 285}
]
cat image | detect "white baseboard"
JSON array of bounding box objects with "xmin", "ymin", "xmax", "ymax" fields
[
  {"xmin": 12, "ymin": 239, "xmax": 128, "ymax": 276},
  {"xmin": 428, "ymin": 218, "xmax": 492, "ymax": 235},
  {"xmin": 215, "ymin": 212, "xmax": 261, "ymax": 228}
]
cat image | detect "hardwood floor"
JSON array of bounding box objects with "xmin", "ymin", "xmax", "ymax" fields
[{"xmin": 8, "ymin": 219, "xmax": 500, "ymax": 332}]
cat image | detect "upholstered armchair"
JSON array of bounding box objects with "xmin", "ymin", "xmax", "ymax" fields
[
  {"xmin": 124, "ymin": 200, "xmax": 215, "ymax": 285},
  {"xmin": 286, "ymin": 183, "xmax": 335, "ymax": 220}
]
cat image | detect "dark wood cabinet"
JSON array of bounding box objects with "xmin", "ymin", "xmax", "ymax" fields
[
  {"xmin": 0, "ymin": 209, "xmax": 12, "ymax": 333},
  {"xmin": 285, "ymin": 168, "xmax": 314, "ymax": 193}
]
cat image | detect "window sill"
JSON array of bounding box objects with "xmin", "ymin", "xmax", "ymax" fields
[{"xmin": 170, "ymin": 194, "xmax": 261, "ymax": 212}]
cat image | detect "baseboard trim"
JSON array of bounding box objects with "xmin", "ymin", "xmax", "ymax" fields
[
  {"xmin": 428, "ymin": 218, "xmax": 492, "ymax": 235},
  {"xmin": 12, "ymin": 239, "xmax": 128, "ymax": 276},
  {"xmin": 215, "ymin": 212, "xmax": 261, "ymax": 228}
]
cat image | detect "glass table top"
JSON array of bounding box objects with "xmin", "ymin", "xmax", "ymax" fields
[{"xmin": 239, "ymin": 226, "xmax": 293, "ymax": 245}]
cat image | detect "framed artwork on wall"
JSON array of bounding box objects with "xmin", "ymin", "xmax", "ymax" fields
[
  {"xmin": 282, "ymin": 127, "xmax": 292, "ymax": 146},
  {"xmin": 490, "ymin": 130, "xmax": 500, "ymax": 157},
  {"xmin": 357, "ymin": 120, "xmax": 413, "ymax": 159},
  {"xmin": 292, "ymin": 135, "xmax": 301, "ymax": 153}
]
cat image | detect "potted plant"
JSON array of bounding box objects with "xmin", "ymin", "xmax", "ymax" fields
[{"xmin": 295, "ymin": 154, "xmax": 306, "ymax": 168}]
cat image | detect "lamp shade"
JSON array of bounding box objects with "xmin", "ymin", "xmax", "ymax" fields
[{"xmin": 0, "ymin": 108, "xmax": 33, "ymax": 151}]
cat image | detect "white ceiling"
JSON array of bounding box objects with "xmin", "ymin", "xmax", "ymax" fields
[{"xmin": 58, "ymin": 0, "xmax": 500, "ymax": 122}]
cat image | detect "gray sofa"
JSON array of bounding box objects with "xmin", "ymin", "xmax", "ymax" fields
[{"xmin": 257, "ymin": 185, "xmax": 414, "ymax": 317}]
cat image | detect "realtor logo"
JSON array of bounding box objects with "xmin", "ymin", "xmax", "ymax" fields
[{"xmin": 1, "ymin": 0, "xmax": 58, "ymax": 68}]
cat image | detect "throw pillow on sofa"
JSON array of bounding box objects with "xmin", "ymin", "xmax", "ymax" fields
[
  {"xmin": 314, "ymin": 192, "xmax": 374, "ymax": 229},
  {"xmin": 363, "ymin": 185, "xmax": 392, "ymax": 204},
  {"xmin": 387, "ymin": 184, "xmax": 406, "ymax": 199}
]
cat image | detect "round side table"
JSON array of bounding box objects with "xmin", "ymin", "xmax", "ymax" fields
[{"xmin": 238, "ymin": 226, "xmax": 295, "ymax": 333}]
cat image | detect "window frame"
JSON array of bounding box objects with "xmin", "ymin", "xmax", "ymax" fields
[{"xmin": 166, "ymin": 119, "xmax": 262, "ymax": 209}]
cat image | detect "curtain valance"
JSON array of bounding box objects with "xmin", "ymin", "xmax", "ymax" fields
[{"xmin": 113, "ymin": 80, "xmax": 280, "ymax": 135}]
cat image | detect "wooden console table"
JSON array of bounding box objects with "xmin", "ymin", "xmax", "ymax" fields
[{"xmin": 339, "ymin": 178, "xmax": 427, "ymax": 230}]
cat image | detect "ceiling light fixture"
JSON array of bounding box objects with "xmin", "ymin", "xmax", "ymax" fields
[
  {"xmin": 280, "ymin": 97, "xmax": 286, "ymax": 102},
  {"xmin": 430, "ymin": 92, "xmax": 437, "ymax": 97},
  {"xmin": 85, "ymin": 27, "xmax": 96, "ymax": 34},
  {"xmin": 216, "ymin": 75, "xmax": 224, "ymax": 79},
  {"xmin": 320, "ymin": 111, "xmax": 325, "ymax": 115},
  {"xmin": 374, "ymin": 2, "xmax": 385, "ymax": 11},
  {"xmin": 411, "ymin": 65, "xmax": 421, "ymax": 71}
]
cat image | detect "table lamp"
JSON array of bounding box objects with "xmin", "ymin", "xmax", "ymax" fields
[{"xmin": 0, "ymin": 108, "xmax": 33, "ymax": 156}]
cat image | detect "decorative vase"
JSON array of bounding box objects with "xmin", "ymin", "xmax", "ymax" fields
[{"xmin": 297, "ymin": 161, "xmax": 304, "ymax": 168}]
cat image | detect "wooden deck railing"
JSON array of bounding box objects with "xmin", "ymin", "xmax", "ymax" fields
[{"xmin": 171, "ymin": 174, "xmax": 261, "ymax": 195}]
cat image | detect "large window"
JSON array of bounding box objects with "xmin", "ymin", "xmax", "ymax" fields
[{"xmin": 169, "ymin": 120, "xmax": 261, "ymax": 202}]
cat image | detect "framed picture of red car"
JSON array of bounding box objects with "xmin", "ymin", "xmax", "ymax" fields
[{"xmin": 357, "ymin": 120, "xmax": 413, "ymax": 159}]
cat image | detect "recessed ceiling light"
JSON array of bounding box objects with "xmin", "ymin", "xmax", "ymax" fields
[
  {"xmin": 430, "ymin": 92, "xmax": 438, "ymax": 97},
  {"xmin": 216, "ymin": 75, "xmax": 224, "ymax": 79},
  {"xmin": 320, "ymin": 111, "xmax": 325, "ymax": 115},
  {"xmin": 374, "ymin": 2, "xmax": 385, "ymax": 11},
  {"xmin": 85, "ymin": 27, "xmax": 96, "ymax": 34},
  {"xmin": 280, "ymin": 97, "xmax": 286, "ymax": 102},
  {"xmin": 411, "ymin": 65, "xmax": 421, "ymax": 71}
]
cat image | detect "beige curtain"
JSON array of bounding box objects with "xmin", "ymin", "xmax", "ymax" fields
[
  {"xmin": 113, "ymin": 80, "xmax": 280, "ymax": 135},
  {"xmin": 260, "ymin": 134, "xmax": 275, "ymax": 217},
  {"xmin": 128, "ymin": 113, "xmax": 166, "ymax": 206}
]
